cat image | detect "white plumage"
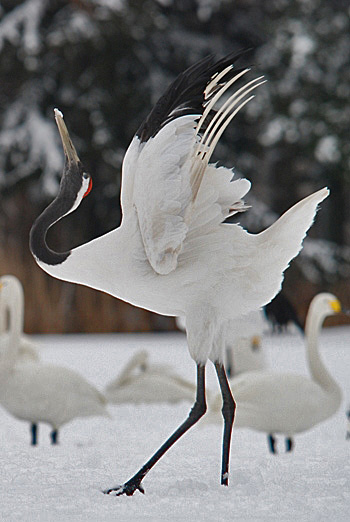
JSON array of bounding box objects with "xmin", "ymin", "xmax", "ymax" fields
[
  {"xmin": 206, "ymin": 293, "xmax": 343, "ymax": 451},
  {"xmin": 176, "ymin": 310, "xmax": 266, "ymax": 376},
  {"xmin": 0, "ymin": 275, "xmax": 110, "ymax": 444},
  {"xmin": 223, "ymin": 311, "xmax": 266, "ymax": 376},
  {"xmin": 0, "ymin": 275, "xmax": 39, "ymax": 362},
  {"xmin": 105, "ymin": 350, "xmax": 196, "ymax": 404},
  {"xmin": 29, "ymin": 53, "xmax": 330, "ymax": 493}
]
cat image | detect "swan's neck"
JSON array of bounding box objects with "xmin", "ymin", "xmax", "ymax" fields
[
  {"xmin": 114, "ymin": 351, "xmax": 148, "ymax": 387},
  {"xmin": 305, "ymin": 308, "xmax": 340, "ymax": 396},
  {"xmin": 0, "ymin": 288, "xmax": 23, "ymax": 374}
]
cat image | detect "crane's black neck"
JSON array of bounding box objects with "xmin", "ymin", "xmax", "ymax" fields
[{"xmin": 30, "ymin": 195, "xmax": 72, "ymax": 266}]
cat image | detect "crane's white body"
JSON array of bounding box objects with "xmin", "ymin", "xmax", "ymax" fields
[
  {"xmin": 177, "ymin": 310, "xmax": 266, "ymax": 375},
  {"xmin": 206, "ymin": 294, "xmax": 342, "ymax": 437},
  {"xmin": 105, "ymin": 350, "xmax": 196, "ymax": 404},
  {"xmin": 0, "ymin": 276, "xmax": 109, "ymax": 433},
  {"xmin": 37, "ymin": 142, "xmax": 329, "ymax": 365},
  {"xmin": 33, "ymin": 66, "xmax": 329, "ymax": 366},
  {"xmin": 222, "ymin": 310, "xmax": 266, "ymax": 375}
]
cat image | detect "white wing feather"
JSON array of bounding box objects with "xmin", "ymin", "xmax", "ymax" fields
[
  {"xmin": 123, "ymin": 70, "xmax": 264, "ymax": 275},
  {"xmin": 132, "ymin": 116, "xmax": 195, "ymax": 275}
]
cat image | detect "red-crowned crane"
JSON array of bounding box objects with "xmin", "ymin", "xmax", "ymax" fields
[{"xmin": 30, "ymin": 52, "xmax": 328, "ymax": 495}]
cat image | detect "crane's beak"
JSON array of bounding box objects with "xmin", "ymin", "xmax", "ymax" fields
[{"xmin": 54, "ymin": 108, "xmax": 80, "ymax": 164}]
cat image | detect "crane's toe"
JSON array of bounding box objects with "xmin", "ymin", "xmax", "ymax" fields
[{"xmin": 103, "ymin": 479, "xmax": 145, "ymax": 496}]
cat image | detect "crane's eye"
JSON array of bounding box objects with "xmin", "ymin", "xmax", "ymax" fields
[{"xmin": 83, "ymin": 177, "xmax": 93, "ymax": 198}]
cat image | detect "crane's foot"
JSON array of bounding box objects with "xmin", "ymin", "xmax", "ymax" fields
[{"xmin": 103, "ymin": 478, "xmax": 145, "ymax": 497}]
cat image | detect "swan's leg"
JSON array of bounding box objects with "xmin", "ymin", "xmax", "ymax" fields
[
  {"xmin": 267, "ymin": 434, "xmax": 277, "ymax": 454},
  {"xmin": 50, "ymin": 429, "xmax": 59, "ymax": 445},
  {"xmin": 104, "ymin": 364, "xmax": 207, "ymax": 497},
  {"xmin": 346, "ymin": 409, "xmax": 350, "ymax": 440},
  {"xmin": 30, "ymin": 423, "xmax": 38, "ymax": 445},
  {"xmin": 285, "ymin": 437, "xmax": 294, "ymax": 452},
  {"xmin": 214, "ymin": 362, "xmax": 236, "ymax": 486}
]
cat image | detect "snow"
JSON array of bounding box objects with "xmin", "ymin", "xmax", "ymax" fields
[
  {"xmin": 0, "ymin": 103, "xmax": 62, "ymax": 195},
  {"xmin": 315, "ymin": 135, "xmax": 341, "ymax": 163},
  {"xmin": 0, "ymin": 0, "xmax": 46, "ymax": 54},
  {"xmin": 0, "ymin": 327, "xmax": 349, "ymax": 521}
]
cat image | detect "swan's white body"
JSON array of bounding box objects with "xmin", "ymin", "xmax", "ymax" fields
[
  {"xmin": 105, "ymin": 350, "xmax": 196, "ymax": 404},
  {"xmin": 0, "ymin": 276, "xmax": 109, "ymax": 437},
  {"xmin": 207, "ymin": 293, "xmax": 342, "ymax": 438},
  {"xmin": 0, "ymin": 332, "xmax": 39, "ymax": 362},
  {"xmin": 177, "ymin": 311, "xmax": 266, "ymax": 375},
  {"xmin": 0, "ymin": 361, "xmax": 109, "ymax": 429}
]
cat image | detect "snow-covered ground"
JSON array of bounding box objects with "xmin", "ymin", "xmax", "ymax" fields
[{"xmin": 0, "ymin": 327, "xmax": 349, "ymax": 521}]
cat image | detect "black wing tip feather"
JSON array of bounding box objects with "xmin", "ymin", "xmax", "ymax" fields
[{"xmin": 136, "ymin": 48, "xmax": 254, "ymax": 144}]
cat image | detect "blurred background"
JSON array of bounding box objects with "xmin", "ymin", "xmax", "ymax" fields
[{"xmin": 0, "ymin": 0, "xmax": 349, "ymax": 334}]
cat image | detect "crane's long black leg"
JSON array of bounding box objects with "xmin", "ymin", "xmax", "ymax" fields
[
  {"xmin": 50, "ymin": 429, "xmax": 59, "ymax": 445},
  {"xmin": 30, "ymin": 423, "xmax": 38, "ymax": 446},
  {"xmin": 268, "ymin": 434, "xmax": 277, "ymax": 454},
  {"xmin": 214, "ymin": 362, "xmax": 236, "ymax": 486},
  {"xmin": 104, "ymin": 364, "xmax": 206, "ymax": 497},
  {"xmin": 285, "ymin": 437, "xmax": 293, "ymax": 452}
]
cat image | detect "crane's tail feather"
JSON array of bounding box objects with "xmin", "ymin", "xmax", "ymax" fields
[{"xmin": 255, "ymin": 187, "xmax": 329, "ymax": 304}]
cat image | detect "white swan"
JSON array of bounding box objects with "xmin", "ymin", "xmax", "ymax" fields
[
  {"xmin": 206, "ymin": 293, "xmax": 343, "ymax": 453},
  {"xmin": 105, "ymin": 350, "xmax": 196, "ymax": 404},
  {"xmin": 0, "ymin": 275, "xmax": 39, "ymax": 362},
  {"xmin": 0, "ymin": 275, "xmax": 110, "ymax": 445}
]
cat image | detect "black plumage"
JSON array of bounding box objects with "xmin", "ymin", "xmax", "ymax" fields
[
  {"xmin": 136, "ymin": 50, "xmax": 251, "ymax": 143},
  {"xmin": 264, "ymin": 292, "xmax": 304, "ymax": 334}
]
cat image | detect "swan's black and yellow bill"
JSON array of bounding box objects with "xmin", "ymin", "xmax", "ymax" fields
[{"xmin": 54, "ymin": 108, "xmax": 80, "ymax": 164}]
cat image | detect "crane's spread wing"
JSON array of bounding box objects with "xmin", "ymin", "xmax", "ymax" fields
[{"xmin": 122, "ymin": 52, "xmax": 265, "ymax": 275}]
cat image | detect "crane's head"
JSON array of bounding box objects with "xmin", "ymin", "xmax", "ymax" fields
[{"xmin": 54, "ymin": 109, "xmax": 92, "ymax": 214}]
